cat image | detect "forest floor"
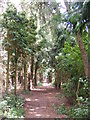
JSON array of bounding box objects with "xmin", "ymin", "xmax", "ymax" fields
[{"xmin": 19, "ymin": 79, "xmax": 71, "ymax": 119}]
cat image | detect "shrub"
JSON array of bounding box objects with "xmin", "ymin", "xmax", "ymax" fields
[
  {"xmin": 57, "ymin": 103, "xmax": 68, "ymax": 115},
  {"xmin": 62, "ymin": 79, "xmax": 76, "ymax": 98},
  {"xmin": 69, "ymin": 105, "xmax": 88, "ymax": 118},
  {"xmin": 0, "ymin": 93, "xmax": 25, "ymax": 118}
]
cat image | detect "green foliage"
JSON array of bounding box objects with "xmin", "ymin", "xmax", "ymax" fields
[
  {"xmin": 62, "ymin": 79, "xmax": 76, "ymax": 98},
  {"xmin": 55, "ymin": 93, "xmax": 63, "ymax": 100},
  {"xmin": 53, "ymin": 103, "xmax": 68, "ymax": 116},
  {"xmin": 62, "ymin": 77, "xmax": 88, "ymax": 104},
  {"xmin": 57, "ymin": 104, "xmax": 68, "ymax": 115},
  {"xmin": 69, "ymin": 105, "xmax": 88, "ymax": 118},
  {"xmin": 0, "ymin": 94, "xmax": 25, "ymax": 118},
  {"xmin": 53, "ymin": 102, "xmax": 88, "ymax": 118}
]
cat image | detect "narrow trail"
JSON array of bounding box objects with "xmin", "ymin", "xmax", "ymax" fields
[{"xmin": 20, "ymin": 79, "xmax": 70, "ymax": 118}]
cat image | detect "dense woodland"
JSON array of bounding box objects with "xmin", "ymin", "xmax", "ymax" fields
[{"xmin": 0, "ymin": 0, "xmax": 89, "ymax": 119}]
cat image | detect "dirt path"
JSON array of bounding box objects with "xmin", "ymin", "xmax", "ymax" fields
[{"xmin": 20, "ymin": 83, "xmax": 70, "ymax": 118}]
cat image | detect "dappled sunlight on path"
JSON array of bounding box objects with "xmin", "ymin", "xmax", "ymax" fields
[{"xmin": 20, "ymin": 80, "xmax": 70, "ymax": 118}]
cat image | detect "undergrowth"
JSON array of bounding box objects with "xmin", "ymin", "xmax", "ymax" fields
[
  {"xmin": 0, "ymin": 93, "xmax": 25, "ymax": 118},
  {"xmin": 53, "ymin": 103, "xmax": 88, "ymax": 119}
]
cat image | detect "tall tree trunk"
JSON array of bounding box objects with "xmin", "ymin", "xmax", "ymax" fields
[
  {"xmin": 31, "ymin": 54, "xmax": 34, "ymax": 84},
  {"xmin": 76, "ymin": 31, "xmax": 88, "ymax": 77},
  {"xmin": 24, "ymin": 63, "xmax": 26, "ymax": 91},
  {"xmin": 14, "ymin": 49, "xmax": 17, "ymax": 95},
  {"xmin": 48, "ymin": 70, "xmax": 52, "ymax": 83},
  {"xmin": 39, "ymin": 69, "xmax": 43, "ymax": 82},
  {"xmin": 6, "ymin": 50, "xmax": 10, "ymax": 93},
  {"xmin": 64, "ymin": 0, "xmax": 88, "ymax": 78},
  {"xmin": 20, "ymin": 69, "xmax": 23, "ymax": 84},
  {"xmin": 34, "ymin": 61, "xmax": 38, "ymax": 86},
  {"xmin": 88, "ymin": 42, "xmax": 90, "ymax": 80},
  {"xmin": 28, "ymin": 72, "xmax": 30, "ymax": 91},
  {"xmin": 28, "ymin": 63, "xmax": 31, "ymax": 91}
]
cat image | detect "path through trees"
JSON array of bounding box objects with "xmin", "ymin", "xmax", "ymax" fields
[{"xmin": 21, "ymin": 81, "xmax": 70, "ymax": 118}]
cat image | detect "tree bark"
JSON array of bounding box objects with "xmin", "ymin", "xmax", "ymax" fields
[
  {"xmin": 6, "ymin": 50, "xmax": 10, "ymax": 92},
  {"xmin": 64, "ymin": 0, "xmax": 88, "ymax": 78},
  {"xmin": 31, "ymin": 54, "xmax": 34, "ymax": 84},
  {"xmin": 34, "ymin": 61, "xmax": 38, "ymax": 86},
  {"xmin": 39, "ymin": 69, "xmax": 43, "ymax": 82},
  {"xmin": 76, "ymin": 31, "xmax": 88, "ymax": 77},
  {"xmin": 14, "ymin": 49, "xmax": 17, "ymax": 95},
  {"xmin": 24, "ymin": 63, "xmax": 26, "ymax": 91},
  {"xmin": 28, "ymin": 72, "xmax": 30, "ymax": 91},
  {"xmin": 48, "ymin": 70, "xmax": 52, "ymax": 83}
]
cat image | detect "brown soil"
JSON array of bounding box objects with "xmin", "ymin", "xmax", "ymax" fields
[{"xmin": 20, "ymin": 84, "xmax": 70, "ymax": 119}]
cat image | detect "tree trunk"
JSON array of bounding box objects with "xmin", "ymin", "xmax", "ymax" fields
[
  {"xmin": 88, "ymin": 42, "xmax": 90, "ymax": 81},
  {"xmin": 76, "ymin": 31, "xmax": 88, "ymax": 77},
  {"xmin": 20, "ymin": 69, "xmax": 23, "ymax": 84},
  {"xmin": 6, "ymin": 50, "xmax": 10, "ymax": 92},
  {"xmin": 28, "ymin": 72, "xmax": 31, "ymax": 91},
  {"xmin": 64, "ymin": 0, "xmax": 88, "ymax": 78},
  {"xmin": 31, "ymin": 54, "xmax": 34, "ymax": 84},
  {"xmin": 34, "ymin": 61, "xmax": 38, "ymax": 86},
  {"xmin": 48, "ymin": 70, "xmax": 52, "ymax": 83},
  {"xmin": 39, "ymin": 69, "xmax": 42, "ymax": 82},
  {"xmin": 14, "ymin": 49, "xmax": 17, "ymax": 96},
  {"xmin": 24, "ymin": 63, "xmax": 26, "ymax": 91},
  {"xmin": 12, "ymin": 77, "xmax": 14, "ymax": 85}
]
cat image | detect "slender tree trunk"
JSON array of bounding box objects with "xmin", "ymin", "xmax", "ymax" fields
[
  {"xmin": 24, "ymin": 63, "xmax": 26, "ymax": 91},
  {"xmin": 88, "ymin": 42, "xmax": 90, "ymax": 80},
  {"xmin": 6, "ymin": 50, "xmax": 10, "ymax": 93},
  {"xmin": 34, "ymin": 61, "xmax": 38, "ymax": 86},
  {"xmin": 20, "ymin": 69, "xmax": 23, "ymax": 84},
  {"xmin": 28, "ymin": 63, "xmax": 31, "ymax": 91},
  {"xmin": 48, "ymin": 70, "xmax": 52, "ymax": 83},
  {"xmin": 76, "ymin": 31, "xmax": 88, "ymax": 77},
  {"xmin": 31, "ymin": 54, "xmax": 34, "ymax": 84},
  {"xmin": 39, "ymin": 69, "xmax": 42, "ymax": 82},
  {"xmin": 76, "ymin": 79, "xmax": 80, "ymax": 105},
  {"xmin": 28, "ymin": 72, "xmax": 30, "ymax": 91},
  {"xmin": 14, "ymin": 49, "xmax": 17, "ymax": 95}
]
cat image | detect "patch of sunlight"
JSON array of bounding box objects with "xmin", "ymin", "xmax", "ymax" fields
[
  {"xmin": 35, "ymin": 114, "xmax": 42, "ymax": 117},
  {"xmin": 35, "ymin": 107, "xmax": 39, "ymax": 110},
  {"xmin": 33, "ymin": 88, "xmax": 46, "ymax": 91},
  {"xmin": 25, "ymin": 98, "xmax": 31, "ymax": 101},
  {"xmin": 29, "ymin": 111, "xmax": 37, "ymax": 114},
  {"xmin": 42, "ymin": 82, "xmax": 52, "ymax": 86},
  {"xmin": 34, "ymin": 99, "xmax": 38, "ymax": 101},
  {"xmin": 41, "ymin": 106, "xmax": 46, "ymax": 109},
  {"xmin": 29, "ymin": 108, "xmax": 34, "ymax": 111},
  {"xmin": 46, "ymin": 115, "xmax": 50, "ymax": 117}
]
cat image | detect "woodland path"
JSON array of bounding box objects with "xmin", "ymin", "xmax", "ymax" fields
[{"xmin": 20, "ymin": 79, "xmax": 70, "ymax": 118}]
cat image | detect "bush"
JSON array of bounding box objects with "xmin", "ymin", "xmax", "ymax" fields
[
  {"xmin": 0, "ymin": 93, "xmax": 25, "ymax": 118},
  {"xmin": 62, "ymin": 79, "xmax": 76, "ymax": 98},
  {"xmin": 57, "ymin": 103, "xmax": 68, "ymax": 115},
  {"xmin": 69, "ymin": 105, "xmax": 88, "ymax": 118}
]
